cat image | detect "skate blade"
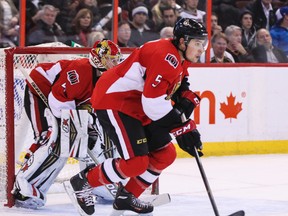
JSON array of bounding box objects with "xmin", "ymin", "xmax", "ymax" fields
[
  {"xmin": 63, "ymin": 181, "xmax": 92, "ymax": 216},
  {"xmin": 110, "ymin": 209, "xmax": 153, "ymax": 216},
  {"xmin": 14, "ymin": 198, "xmax": 43, "ymax": 209}
]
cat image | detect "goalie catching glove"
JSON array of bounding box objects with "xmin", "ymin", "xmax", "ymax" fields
[{"xmin": 171, "ymin": 119, "xmax": 203, "ymax": 157}]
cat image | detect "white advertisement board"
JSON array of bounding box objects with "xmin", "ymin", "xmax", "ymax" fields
[{"xmin": 187, "ymin": 66, "xmax": 288, "ymax": 143}]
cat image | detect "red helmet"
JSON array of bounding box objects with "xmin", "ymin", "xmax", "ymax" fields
[{"xmin": 89, "ymin": 39, "xmax": 122, "ymax": 70}]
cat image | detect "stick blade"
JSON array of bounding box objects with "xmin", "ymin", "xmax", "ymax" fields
[{"xmin": 228, "ymin": 210, "xmax": 245, "ymax": 216}]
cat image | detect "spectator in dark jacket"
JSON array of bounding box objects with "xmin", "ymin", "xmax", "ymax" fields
[
  {"xmin": 27, "ymin": 4, "xmax": 66, "ymax": 45},
  {"xmin": 246, "ymin": 0, "xmax": 276, "ymax": 30},
  {"xmin": 251, "ymin": 28, "xmax": 288, "ymax": 63},
  {"xmin": 129, "ymin": 3, "xmax": 159, "ymax": 47}
]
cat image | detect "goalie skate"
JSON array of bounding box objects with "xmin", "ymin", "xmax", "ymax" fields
[{"xmin": 13, "ymin": 189, "xmax": 45, "ymax": 209}]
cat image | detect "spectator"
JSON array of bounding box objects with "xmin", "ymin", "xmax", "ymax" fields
[
  {"xmin": 0, "ymin": 24, "xmax": 15, "ymax": 47},
  {"xmin": 225, "ymin": 25, "xmax": 254, "ymax": 62},
  {"xmin": 78, "ymin": 0, "xmax": 101, "ymax": 27},
  {"xmin": 117, "ymin": 20, "xmax": 135, "ymax": 47},
  {"xmin": 239, "ymin": 10, "xmax": 257, "ymax": 52},
  {"xmin": 246, "ymin": 0, "xmax": 276, "ymax": 30},
  {"xmin": 129, "ymin": 4, "xmax": 159, "ymax": 47},
  {"xmin": 56, "ymin": 0, "xmax": 80, "ymax": 34},
  {"xmin": 120, "ymin": 0, "xmax": 151, "ymax": 22},
  {"xmin": 200, "ymin": 32, "xmax": 235, "ymax": 63},
  {"xmin": 270, "ymin": 6, "xmax": 288, "ymax": 57},
  {"xmin": 27, "ymin": 4, "xmax": 66, "ymax": 45},
  {"xmin": 251, "ymin": 28, "xmax": 288, "ymax": 63},
  {"xmin": 14, "ymin": 0, "xmax": 39, "ymax": 36},
  {"xmin": 152, "ymin": 0, "xmax": 182, "ymax": 30},
  {"xmin": 87, "ymin": 31, "xmax": 105, "ymax": 47},
  {"xmin": 0, "ymin": 0, "xmax": 19, "ymax": 45},
  {"xmin": 211, "ymin": 12, "xmax": 222, "ymax": 36},
  {"xmin": 180, "ymin": 0, "xmax": 206, "ymax": 23},
  {"xmin": 157, "ymin": 6, "xmax": 180, "ymax": 32},
  {"xmin": 212, "ymin": 0, "xmax": 240, "ymax": 31},
  {"xmin": 159, "ymin": 26, "xmax": 174, "ymax": 38},
  {"xmin": 67, "ymin": 8, "xmax": 94, "ymax": 47}
]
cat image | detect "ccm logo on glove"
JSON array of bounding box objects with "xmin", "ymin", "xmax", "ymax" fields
[{"xmin": 171, "ymin": 120, "xmax": 196, "ymax": 137}]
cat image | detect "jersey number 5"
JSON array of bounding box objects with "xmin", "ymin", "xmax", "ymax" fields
[{"xmin": 152, "ymin": 75, "xmax": 162, "ymax": 87}]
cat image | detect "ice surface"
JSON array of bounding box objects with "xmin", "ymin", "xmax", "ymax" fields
[{"xmin": 1, "ymin": 154, "xmax": 288, "ymax": 216}]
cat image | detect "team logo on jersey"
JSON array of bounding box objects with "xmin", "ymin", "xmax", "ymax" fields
[
  {"xmin": 165, "ymin": 54, "xmax": 179, "ymax": 68},
  {"xmin": 165, "ymin": 73, "xmax": 182, "ymax": 100},
  {"xmin": 67, "ymin": 70, "xmax": 79, "ymax": 85}
]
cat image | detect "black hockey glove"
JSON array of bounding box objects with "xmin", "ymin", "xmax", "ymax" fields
[
  {"xmin": 171, "ymin": 119, "xmax": 203, "ymax": 157},
  {"xmin": 174, "ymin": 90, "xmax": 201, "ymax": 119}
]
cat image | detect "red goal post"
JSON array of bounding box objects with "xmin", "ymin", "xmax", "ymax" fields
[{"xmin": 0, "ymin": 44, "xmax": 136, "ymax": 207}]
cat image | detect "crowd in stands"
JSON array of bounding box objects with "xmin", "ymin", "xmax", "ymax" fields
[{"xmin": 0, "ymin": 0, "xmax": 288, "ymax": 63}]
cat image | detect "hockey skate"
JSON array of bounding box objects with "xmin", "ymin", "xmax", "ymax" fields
[
  {"xmin": 113, "ymin": 183, "xmax": 154, "ymax": 214},
  {"xmin": 13, "ymin": 188, "xmax": 45, "ymax": 209},
  {"xmin": 63, "ymin": 170, "xmax": 95, "ymax": 216}
]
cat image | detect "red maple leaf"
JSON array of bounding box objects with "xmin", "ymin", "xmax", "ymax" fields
[{"xmin": 220, "ymin": 92, "xmax": 242, "ymax": 122}]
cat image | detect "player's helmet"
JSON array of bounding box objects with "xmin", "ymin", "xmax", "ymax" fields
[
  {"xmin": 173, "ymin": 18, "xmax": 208, "ymax": 46},
  {"xmin": 89, "ymin": 39, "xmax": 122, "ymax": 70}
]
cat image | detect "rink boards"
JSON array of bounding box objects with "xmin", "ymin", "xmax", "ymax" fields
[{"xmin": 176, "ymin": 64, "xmax": 288, "ymax": 157}]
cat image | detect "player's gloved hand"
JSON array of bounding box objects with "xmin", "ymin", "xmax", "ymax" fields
[
  {"xmin": 170, "ymin": 119, "xmax": 203, "ymax": 157},
  {"xmin": 174, "ymin": 90, "xmax": 201, "ymax": 118}
]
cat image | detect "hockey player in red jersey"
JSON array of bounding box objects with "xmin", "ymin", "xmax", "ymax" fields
[
  {"xmin": 13, "ymin": 39, "xmax": 122, "ymax": 209},
  {"xmin": 66, "ymin": 18, "xmax": 208, "ymax": 215}
]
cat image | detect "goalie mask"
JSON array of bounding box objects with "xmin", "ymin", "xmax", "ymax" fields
[{"xmin": 89, "ymin": 39, "xmax": 122, "ymax": 70}]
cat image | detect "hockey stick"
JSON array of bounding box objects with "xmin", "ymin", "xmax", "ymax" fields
[
  {"xmin": 193, "ymin": 146, "xmax": 220, "ymax": 215},
  {"xmin": 179, "ymin": 114, "xmax": 244, "ymax": 216},
  {"xmin": 193, "ymin": 147, "xmax": 245, "ymax": 216}
]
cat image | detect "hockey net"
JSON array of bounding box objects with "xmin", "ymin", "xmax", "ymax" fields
[{"xmin": 0, "ymin": 43, "xmax": 158, "ymax": 208}]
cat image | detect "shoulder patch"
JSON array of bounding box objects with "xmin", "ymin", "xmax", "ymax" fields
[
  {"xmin": 165, "ymin": 54, "xmax": 179, "ymax": 68},
  {"xmin": 67, "ymin": 70, "xmax": 79, "ymax": 85}
]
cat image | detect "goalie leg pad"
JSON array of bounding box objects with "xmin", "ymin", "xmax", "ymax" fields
[{"xmin": 13, "ymin": 131, "xmax": 68, "ymax": 208}]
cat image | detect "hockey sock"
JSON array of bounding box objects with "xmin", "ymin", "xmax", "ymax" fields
[{"xmin": 87, "ymin": 155, "xmax": 149, "ymax": 187}]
